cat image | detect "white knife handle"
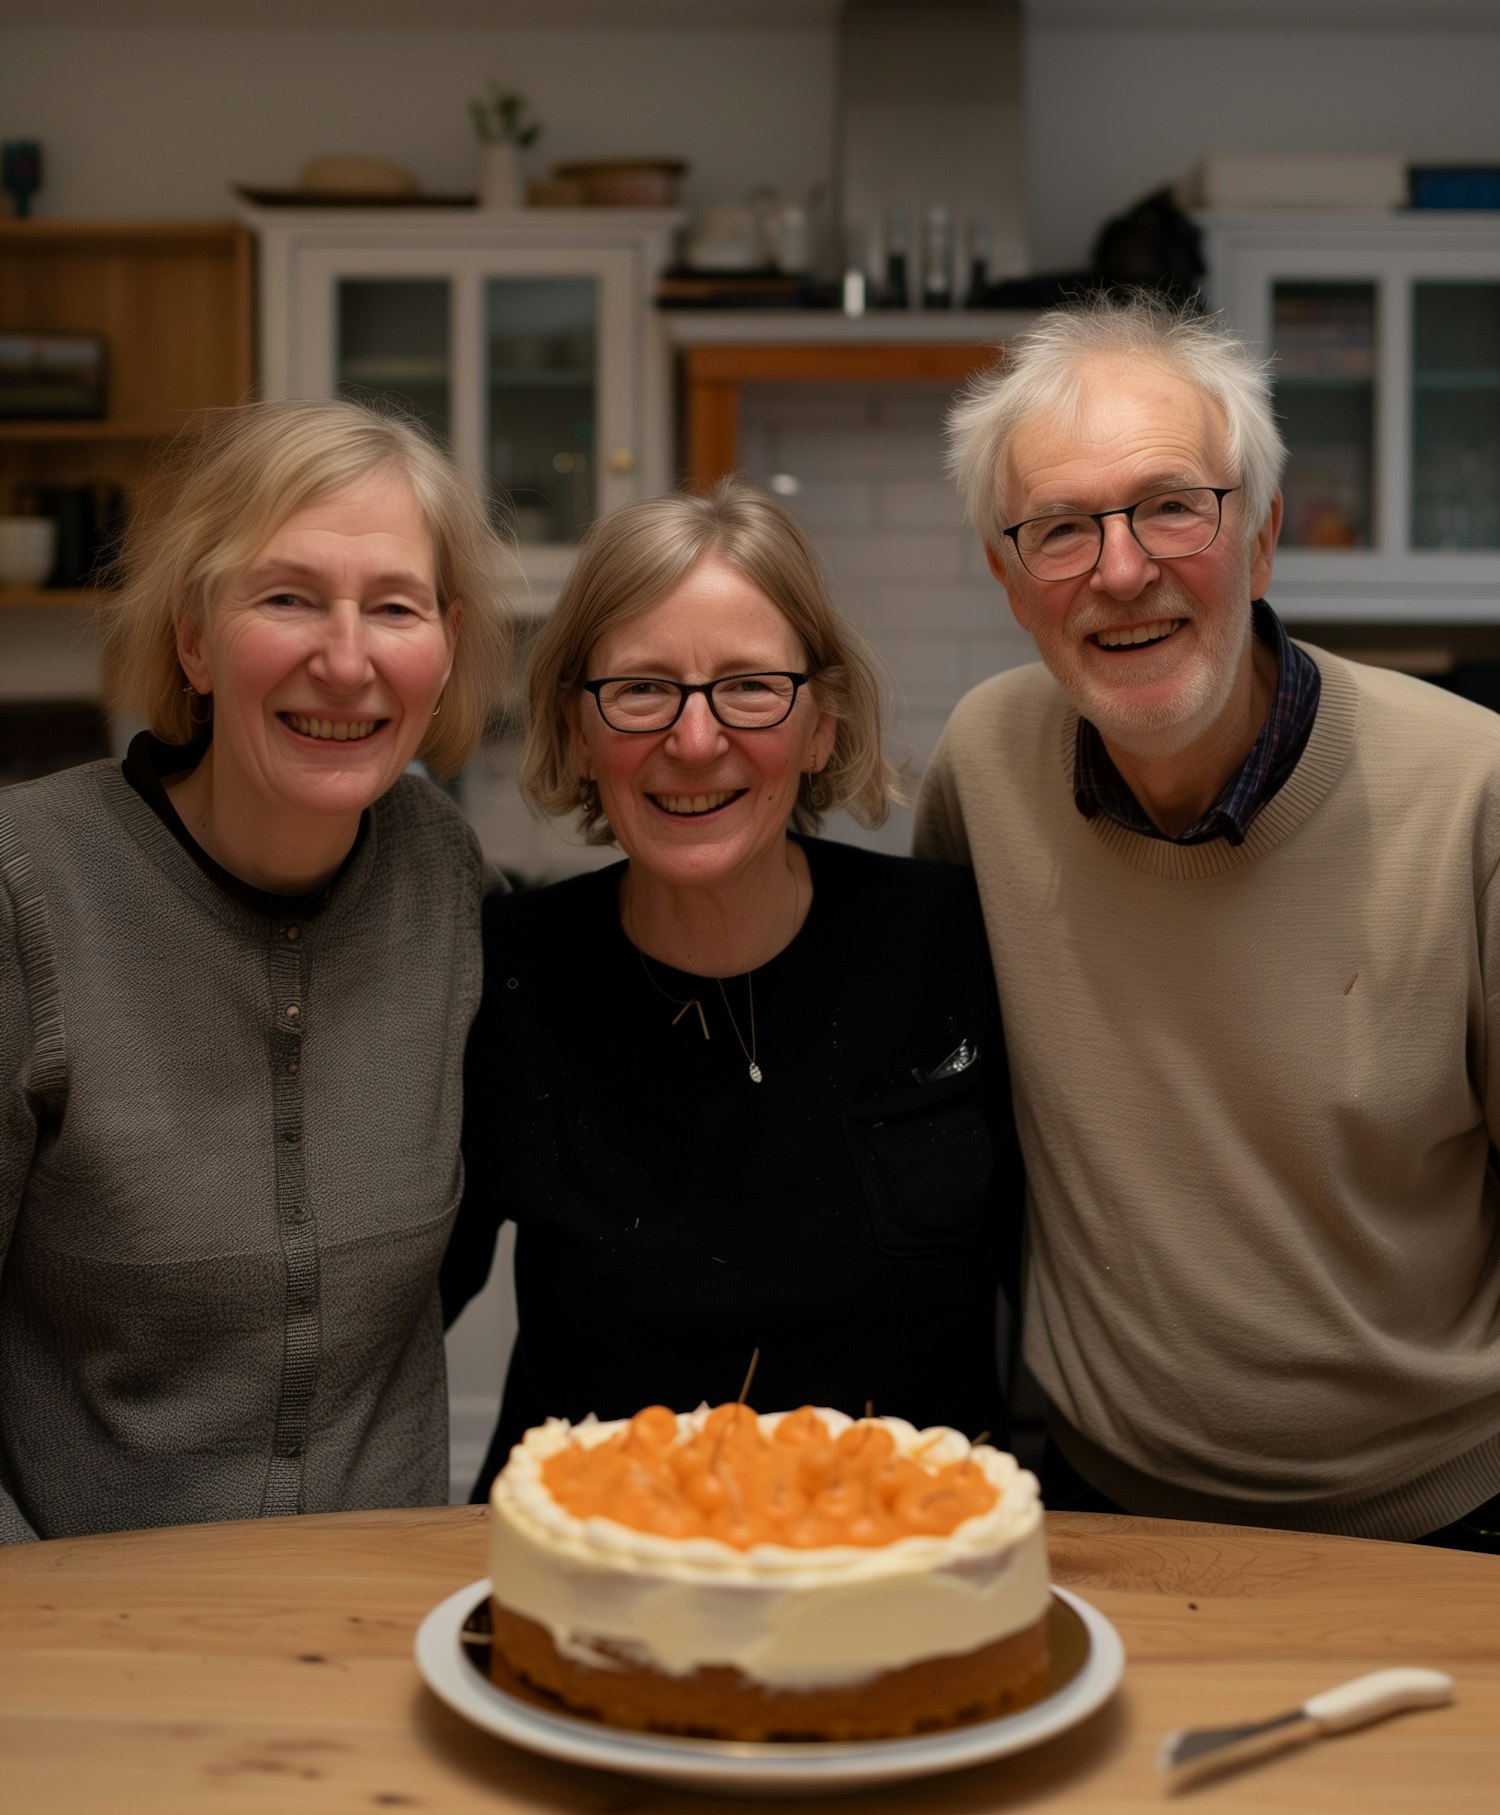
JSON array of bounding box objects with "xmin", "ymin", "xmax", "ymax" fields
[{"xmin": 1305, "ymin": 1667, "xmax": 1454, "ymax": 1732}]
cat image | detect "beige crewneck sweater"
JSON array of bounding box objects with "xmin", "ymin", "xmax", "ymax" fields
[{"xmin": 916, "ymin": 645, "xmax": 1500, "ymax": 1539}]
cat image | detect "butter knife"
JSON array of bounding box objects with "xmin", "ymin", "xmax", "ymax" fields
[{"xmin": 1158, "ymin": 1666, "xmax": 1454, "ymax": 1786}]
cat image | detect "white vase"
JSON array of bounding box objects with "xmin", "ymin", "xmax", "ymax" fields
[
  {"xmin": 0, "ymin": 516, "xmax": 57, "ymax": 587},
  {"xmin": 478, "ymin": 143, "xmax": 522, "ymax": 210}
]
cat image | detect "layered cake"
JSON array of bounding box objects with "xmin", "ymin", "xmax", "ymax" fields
[{"xmin": 487, "ymin": 1402, "xmax": 1050, "ymax": 1740}]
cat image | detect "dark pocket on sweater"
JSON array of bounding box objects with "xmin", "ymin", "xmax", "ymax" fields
[{"xmin": 845, "ymin": 1064, "xmax": 995, "ymax": 1258}]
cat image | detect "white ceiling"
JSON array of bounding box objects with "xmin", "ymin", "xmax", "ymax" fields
[{"xmin": 8, "ymin": 1, "xmax": 1500, "ymax": 28}]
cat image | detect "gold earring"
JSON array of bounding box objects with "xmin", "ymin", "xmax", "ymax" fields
[
  {"xmin": 431, "ymin": 695, "xmax": 444, "ymax": 719},
  {"xmin": 182, "ymin": 684, "xmax": 212, "ymax": 728}
]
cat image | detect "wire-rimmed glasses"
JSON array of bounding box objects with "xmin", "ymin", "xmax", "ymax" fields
[
  {"xmin": 582, "ymin": 671, "xmax": 812, "ymax": 733},
  {"xmin": 1002, "ymin": 486, "xmax": 1239, "ymax": 581}
]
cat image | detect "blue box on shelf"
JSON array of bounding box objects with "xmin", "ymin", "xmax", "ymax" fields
[{"xmin": 1408, "ymin": 167, "xmax": 1500, "ymax": 211}]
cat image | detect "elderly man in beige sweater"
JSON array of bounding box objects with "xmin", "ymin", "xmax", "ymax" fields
[{"xmin": 915, "ymin": 293, "xmax": 1500, "ymax": 1552}]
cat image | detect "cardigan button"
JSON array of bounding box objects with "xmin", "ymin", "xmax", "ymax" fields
[{"xmin": 285, "ymin": 1003, "xmax": 301, "ymax": 1020}]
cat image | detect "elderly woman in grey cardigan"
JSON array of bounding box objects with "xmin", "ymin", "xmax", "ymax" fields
[{"xmin": 0, "ymin": 399, "xmax": 509, "ymax": 1543}]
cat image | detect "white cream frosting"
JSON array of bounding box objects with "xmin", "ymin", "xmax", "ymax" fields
[{"xmin": 488, "ymin": 1407, "xmax": 1050, "ymax": 1691}]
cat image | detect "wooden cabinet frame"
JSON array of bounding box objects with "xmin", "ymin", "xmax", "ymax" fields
[{"xmin": 679, "ymin": 342, "xmax": 1005, "ymax": 486}]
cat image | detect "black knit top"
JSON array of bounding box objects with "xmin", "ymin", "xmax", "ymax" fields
[{"xmin": 443, "ymin": 837, "xmax": 1024, "ymax": 1497}]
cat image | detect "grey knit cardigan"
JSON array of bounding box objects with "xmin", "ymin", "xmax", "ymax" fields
[{"xmin": 0, "ymin": 757, "xmax": 483, "ymax": 1543}]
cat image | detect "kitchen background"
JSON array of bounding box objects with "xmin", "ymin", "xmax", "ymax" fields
[
  {"xmin": 4, "ymin": 1, "xmax": 1498, "ymax": 268},
  {"xmin": 4, "ymin": 0, "xmax": 1500, "ymax": 1493}
]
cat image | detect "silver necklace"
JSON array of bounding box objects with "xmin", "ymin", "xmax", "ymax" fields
[{"xmin": 716, "ymin": 974, "xmax": 762, "ymax": 1084}]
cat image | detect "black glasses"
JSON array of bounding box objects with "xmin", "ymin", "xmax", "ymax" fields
[
  {"xmin": 1002, "ymin": 486, "xmax": 1239, "ymax": 581},
  {"xmin": 583, "ymin": 671, "xmax": 812, "ymax": 733}
]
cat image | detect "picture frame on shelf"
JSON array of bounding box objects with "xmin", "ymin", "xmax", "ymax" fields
[{"xmin": 0, "ymin": 333, "xmax": 108, "ymax": 421}]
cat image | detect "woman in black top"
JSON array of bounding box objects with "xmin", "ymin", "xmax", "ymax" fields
[{"xmin": 443, "ymin": 478, "xmax": 1022, "ymax": 1495}]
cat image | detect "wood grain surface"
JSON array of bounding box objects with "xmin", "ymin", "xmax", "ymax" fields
[{"xmin": 1, "ymin": 1505, "xmax": 1495, "ymax": 1813}]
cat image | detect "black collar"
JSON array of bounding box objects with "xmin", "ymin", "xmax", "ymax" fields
[{"xmin": 122, "ymin": 730, "xmax": 366, "ymax": 917}]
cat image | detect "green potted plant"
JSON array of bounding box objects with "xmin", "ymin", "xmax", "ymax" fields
[{"xmin": 470, "ymin": 89, "xmax": 542, "ymax": 209}]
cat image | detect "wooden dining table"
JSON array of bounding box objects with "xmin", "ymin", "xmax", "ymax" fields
[{"xmin": 1, "ymin": 1503, "xmax": 1495, "ymax": 1813}]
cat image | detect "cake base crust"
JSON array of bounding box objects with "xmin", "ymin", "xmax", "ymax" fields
[{"xmin": 491, "ymin": 1602, "xmax": 1052, "ymax": 1741}]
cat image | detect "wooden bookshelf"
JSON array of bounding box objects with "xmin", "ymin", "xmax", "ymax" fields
[{"xmin": 0, "ymin": 220, "xmax": 254, "ymax": 606}]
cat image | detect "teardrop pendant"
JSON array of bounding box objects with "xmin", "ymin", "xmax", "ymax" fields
[{"xmin": 748, "ymin": 1061, "xmax": 763, "ymax": 1084}]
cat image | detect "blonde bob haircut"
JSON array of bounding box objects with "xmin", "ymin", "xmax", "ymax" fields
[
  {"xmin": 523, "ymin": 476, "xmax": 901, "ymax": 844},
  {"xmin": 99, "ymin": 397, "xmax": 512, "ymax": 777},
  {"xmin": 947, "ymin": 289, "xmax": 1288, "ymax": 559}
]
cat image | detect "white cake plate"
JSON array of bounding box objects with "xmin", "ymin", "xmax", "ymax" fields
[{"xmin": 414, "ymin": 1579, "xmax": 1125, "ymax": 1797}]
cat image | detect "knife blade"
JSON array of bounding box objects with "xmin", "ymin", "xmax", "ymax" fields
[{"xmin": 1158, "ymin": 1666, "xmax": 1454, "ymax": 1787}]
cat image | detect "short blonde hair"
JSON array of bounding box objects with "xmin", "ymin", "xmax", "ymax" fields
[
  {"xmin": 99, "ymin": 397, "xmax": 511, "ymax": 777},
  {"xmin": 523, "ymin": 477, "xmax": 901, "ymax": 843}
]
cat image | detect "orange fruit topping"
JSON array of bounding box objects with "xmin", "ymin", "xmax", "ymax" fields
[{"xmin": 540, "ymin": 1406, "xmax": 998, "ymax": 1550}]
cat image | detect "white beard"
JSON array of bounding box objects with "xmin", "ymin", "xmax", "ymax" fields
[{"xmin": 1032, "ymin": 577, "xmax": 1256, "ymax": 763}]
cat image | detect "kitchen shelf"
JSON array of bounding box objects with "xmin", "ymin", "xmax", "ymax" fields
[
  {"xmin": 0, "ymin": 586, "xmax": 93, "ymax": 608},
  {"xmin": 339, "ymin": 357, "xmax": 450, "ymax": 385},
  {"xmin": 664, "ymin": 310, "xmax": 1037, "ymax": 346},
  {"xmin": 487, "ymin": 370, "xmax": 595, "ymax": 389},
  {"xmin": 1275, "ymin": 375, "xmax": 1376, "ymax": 392},
  {"xmin": 0, "ymin": 219, "xmax": 247, "ymax": 247},
  {"xmin": 1414, "ymin": 371, "xmax": 1500, "ymax": 390},
  {"xmin": 0, "ymin": 221, "xmax": 253, "ymax": 706},
  {"xmin": 0, "ymin": 419, "xmax": 195, "ymax": 443}
]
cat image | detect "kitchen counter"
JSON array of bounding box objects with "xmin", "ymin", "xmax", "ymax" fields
[{"xmin": 664, "ymin": 308, "xmax": 1037, "ymax": 345}]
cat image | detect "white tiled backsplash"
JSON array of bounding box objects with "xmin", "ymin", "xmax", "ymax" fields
[{"xmin": 462, "ymin": 379, "xmax": 1036, "ymax": 885}]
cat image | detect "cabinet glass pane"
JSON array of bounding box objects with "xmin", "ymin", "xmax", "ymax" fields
[
  {"xmin": 1271, "ymin": 282, "xmax": 1376, "ymax": 549},
  {"xmin": 486, "ymin": 278, "xmax": 598, "ymax": 544},
  {"xmin": 335, "ymin": 280, "xmax": 451, "ymax": 443},
  {"xmin": 1412, "ymin": 283, "xmax": 1500, "ymax": 550}
]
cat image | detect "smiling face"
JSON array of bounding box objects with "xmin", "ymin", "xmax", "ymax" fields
[
  {"xmin": 569, "ymin": 557, "xmax": 834, "ymax": 897},
  {"xmin": 991, "ymin": 356, "xmax": 1279, "ymax": 766},
  {"xmin": 176, "ymin": 470, "xmax": 457, "ymax": 859}
]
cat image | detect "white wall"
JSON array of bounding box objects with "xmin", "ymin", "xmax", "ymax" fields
[
  {"xmin": 4, "ymin": 19, "xmax": 1500, "ymax": 269},
  {"xmin": 0, "ymin": 26, "xmax": 836, "ymax": 226}
]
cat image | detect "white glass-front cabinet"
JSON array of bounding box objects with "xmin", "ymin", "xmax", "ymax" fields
[
  {"xmin": 1202, "ymin": 213, "xmax": 1500, "ymax": 622},
  {"xmin": 247, "ymin": 208, "xmax": 683, "ymax": 606}
]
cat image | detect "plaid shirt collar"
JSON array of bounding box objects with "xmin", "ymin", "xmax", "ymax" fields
[{"xmin": 1073, "ymin": 601, "xmax": 1321, "ymax": 847}]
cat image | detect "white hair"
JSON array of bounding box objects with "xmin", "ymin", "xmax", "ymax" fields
[{"xmin": 947, "ymin": 291, "xmax": 1287, "ymax": 553}]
